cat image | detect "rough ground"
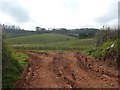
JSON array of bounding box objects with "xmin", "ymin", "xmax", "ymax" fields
[{"xmin": 14, "ymin": 52, "xmax": 119, "ymax": 88}]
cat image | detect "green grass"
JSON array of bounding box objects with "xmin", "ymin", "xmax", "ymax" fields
[
  {"xmin": 11, "ymin": 38, "xmax": 93, "ymax": 48},
  {"xmin": 6, "ymin": 33, "xmax": 94, "ymax": 54},
  {"xmin": 5, "ymin": 33, "xmax": 94, "ymax": 55},
  {"xmin": 6, "ymin": 33, "xmax": 76, "ymax": 44},
  {"xmin": 13, "ymin": 52, "xmax": 28, "ymax": 71},
  {"xmin": 2, "ymin": 42, "xmax": 28, "ymax": 88},
  {"xmin": 3, "ymin": 52, "xmax": 28, "ymax": 88}
]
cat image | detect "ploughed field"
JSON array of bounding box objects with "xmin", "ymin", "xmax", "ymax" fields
[{"xmin": 14, "ymin": 52, "xmax": 119, "ymax": 88}]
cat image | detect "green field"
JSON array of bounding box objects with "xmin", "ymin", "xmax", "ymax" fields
[
  {"xmin": 5, "ymin": 33, "xmax": 94, "ymax": 53},
  {"xmin": 6, "ymin": 33, "xmax": 76, "ymax": 44}
]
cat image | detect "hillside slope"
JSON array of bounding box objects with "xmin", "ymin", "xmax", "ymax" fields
[
  {"xmin": 5, "ymin": 33, "xmax": 77, "ymax": 44},
  {"xmin": 5, "ymin": 33, "xmax": 94, "ymax": 52}
]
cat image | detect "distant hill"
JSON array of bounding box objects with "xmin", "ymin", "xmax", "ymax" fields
[
  {"xmin": 3, "ymin": 28, "xmax": 100, "ymax": 38},
  {"xmin": 68, "ymin": 28, "xmax": 100, "ymax": 38},
  {"xmin": 5, "ymin": 33, "xmax": 77, "ymax": 44},
  {"xmin": 3, "ymin": 29, "xmax": 37, "ymax": 38}
]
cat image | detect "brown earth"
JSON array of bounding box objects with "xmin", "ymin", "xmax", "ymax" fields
[{"xmin": 14, "ymin": 52, "xmax": 119, "ymax": 88}]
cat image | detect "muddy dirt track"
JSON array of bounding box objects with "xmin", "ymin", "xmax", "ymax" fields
[{"xmin": 14, "ymin": 52, "xmax": 119, "ymax": 88}]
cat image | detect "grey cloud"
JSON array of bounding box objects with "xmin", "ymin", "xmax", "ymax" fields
[
  {"xmin": 95, "ymin": 1, "xmax": 118, "ymax": 24},
  {"xmin": 1, "ymin": 0, "xmax": 30, "ymax": 23}
]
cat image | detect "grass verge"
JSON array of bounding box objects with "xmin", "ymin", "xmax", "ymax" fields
[{"xmin": 2, "ymin": 42, "xmax": 28, "ymax": 88}]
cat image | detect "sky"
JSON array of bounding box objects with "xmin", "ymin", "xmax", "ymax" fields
[{"xmin": 0, "ymin": 0, "xmax": 119, "ymax": 30}]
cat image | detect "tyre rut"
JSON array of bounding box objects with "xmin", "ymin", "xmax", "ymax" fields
[{"xmin": 13, "ymin": 52, "xmax": 119, "ymax": 88}]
